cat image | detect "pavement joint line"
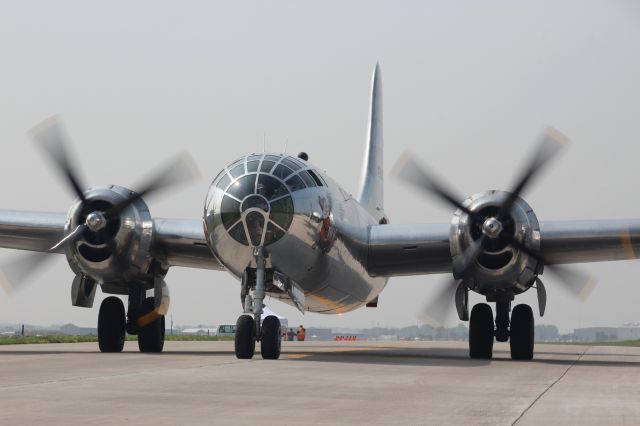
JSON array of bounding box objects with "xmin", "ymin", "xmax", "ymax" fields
[{"xmin": 511, "ymin": 345, "xmax": 590, "ymax": 425}]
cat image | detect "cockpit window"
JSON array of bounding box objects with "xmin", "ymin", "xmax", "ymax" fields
[
  {"xmin": 282, "ymin": 158, "xmax": 302, "ymax": 171},
  {"xmin": 307, "ymin": 170, "xmax": 324, "ymax": 186},
  {"xmin": 245, "ymin": 211, "xmax": 265, "ymax": 246},
  {"xmin": 270, "ymin": 197, "xmax": 293, "ymax": 229},
  {"xmin": 246, "ymin": 160, "xmax": 260, "ymax": 173},
  {"xmin": 220, "ymin": 196, "xmax": 241, "ymax": 228},
  {"xmin": 272, "ymin": 164, "xmax": 293, "ymax": 180},
  {"xmin": 229, "ymin": 163, "xmax": 245, "ymax": 178},
  {"xmin": 216, "ymin": 173, "xmax": 231, "ymax": 191},
  {"xmin": 228, "ymin": 222, "xmax": 248, "ymax": 245},
  {"xmin": 227, "ymin": 174, "xmax": 256, "ymax": 200},
  {"xmin": 264, "ymin": 222, "xmax": 285, "ymax": 245},
  {"xmin": 285, "ymin": 174, "xmax": 305, "ymax": 192},
  {"xmin": 228, "ymin": 158, "xmax": 244, "ymax": 168},
  {"xmin": 299, "ymin": 170, "xmax": 317, "ymax": 187},
  {"xmin": 260, "ymin": 160, "xmax": 276, "ymax": 173},
  {"xmin": 257, "ymin": 174, "xmax": 288, "ymax": 200},
  {"xmin": 213, "ymin": 153, "xmax": 326, "ymax": 247}
]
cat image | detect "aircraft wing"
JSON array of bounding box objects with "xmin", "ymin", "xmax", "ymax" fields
[
  {"xmin": 366, "ymin": 219, "xmax": 640, "ymax": 277},
  {"xmin": 0, "ymin": 210, "xmax": 67, "ymax": 253},
  {"xmin": 0, "ymin": 210, "xmax": 223, "ymax": 270},
  {"xmin": 153, "ymin": 218, "xmax": 223, "ymax": 270}
]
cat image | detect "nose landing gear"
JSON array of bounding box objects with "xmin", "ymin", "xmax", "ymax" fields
[{"xmin": 234, "ymin": 247, "xmax": 282, "ymax": 360}]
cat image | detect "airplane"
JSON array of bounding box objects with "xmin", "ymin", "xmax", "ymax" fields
[{"xmin": 0, "ymin": 63, "xmax": 638, "ymax": 361}]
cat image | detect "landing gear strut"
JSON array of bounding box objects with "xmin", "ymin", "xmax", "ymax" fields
[
  {"xmin": 124, "ymin": 282, "xmax": 167, "ymax": 353},
  {"xmin": 235, "ymin": 247, "xmax": 282, "ymax": 360},
  {"xmin": 495, "ymin": 301, "xmax": 510, "ymax": 343}
]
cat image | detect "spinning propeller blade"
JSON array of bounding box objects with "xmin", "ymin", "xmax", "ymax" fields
[
  {"xmin": 391, "ymin": 152, "xmax": 475, "ymax": 218},
  {"xmin": 418, "ymin": 278, "xmax": 461, "ymax": 326},
  {"xmin": 29, "ymin": 116, "xmax": 87, "ymax": 204},
  {"xmin": 498, "ymin": 127, "xmax": 568, "ymax": 221},
  {"xmin": 508, "ymin": 238, "xmax": 596, "ymax": 301},
  {"xmin": 107, "ymin": 151, "xmax": 200, "ymax": 216},
  {"xmin": 0, "ymin": 117, "xmax": 200, "ymax": 295},
  {"xmin": 392, "ymin": 128, "xmax": 595, "ymax": 321}
]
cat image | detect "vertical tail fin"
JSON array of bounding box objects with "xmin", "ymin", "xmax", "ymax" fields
[{"xmin": 357, "ymin": 63, "xmax": 386, "ymax": 222}]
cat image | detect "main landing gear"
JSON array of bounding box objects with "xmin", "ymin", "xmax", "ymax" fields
[
  {"xmin": 468, "ymin": 300, "xmax": 535, "ymax": 360},
  {"xmin": 98, "ymin": 296, "xmax": 126, "ymax": 352},
  {"xmin": 235, "ymin": 247, "xmax": 282, "ymax": 360},
  {"xmin": 97, "ymin": 283, "xmax": 167, "ymax": 354},
  {"xmin": 136, "ymin": 297, "xmax": 165, "ymax": 353}
]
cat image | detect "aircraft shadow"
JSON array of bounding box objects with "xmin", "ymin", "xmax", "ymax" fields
[
  {"xmin": 0, "ymin": 346, "xmax": 638, "ymax": 368},
  {"xmin": 286, "ymin": 346, "xmax": 491, "ymax": 367},
  {"xmin": 0, "ymin": 350, "xmax": 238, "ymax": 357},
  {"xmin": 286, "ymin": 346, "xmax": 640, "ymax": 368}
]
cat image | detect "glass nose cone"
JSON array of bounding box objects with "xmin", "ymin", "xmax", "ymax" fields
[
  {"xmin": 241, "ymin": 195, "xmax": 270, "ymax": 213},
  {"xmin": 245, "ymin": 211, "xmax": 266, "ymax": 246}
]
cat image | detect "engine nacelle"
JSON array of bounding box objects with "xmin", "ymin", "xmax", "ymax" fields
[
  {"xmin": 450, "ymin": 190, "xmax": 541, "ymax": 295},
  {"xmin": 65, "ymin": 185, "xmax": 154, "ymax": 284}
]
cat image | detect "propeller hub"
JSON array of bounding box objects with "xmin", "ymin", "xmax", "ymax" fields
[
  {"xmin": 85, "ymin": 211, "xmax": 107, "ymax": 232},
  {"xmin": 481, "ymin": 216, "xmax": 503, "ymax": 239}
]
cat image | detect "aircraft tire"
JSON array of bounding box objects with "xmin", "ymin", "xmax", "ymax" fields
[
  {"xmin": 235, "ymin": 315, "xmax": 256, "ymax": 359},
  {"xmin": 260, "ymin": 315, "xmax": 282, "ymax": 360},
  {"xmin": 137, "ymin": 298, "xmax": 165, "ymax": 353},
  {"xmin": 469, "ymin": 303, "xmax": 494, "ymax": 359},
  {"xmin": 510, "ymin": 304, "xmax": 534, "ymax": 360},
  {"xmin": 98, "ymin": 296, "xmax": 126, "ymax": 353}
]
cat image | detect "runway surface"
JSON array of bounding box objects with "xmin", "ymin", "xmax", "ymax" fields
[{"xmin": 0, "ymin": 340, "xmax": 638, "ymax": 425}]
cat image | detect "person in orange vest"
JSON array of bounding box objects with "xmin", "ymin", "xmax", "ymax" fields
[{"xmin": 296, "ymin": 325, "xmax": 306, "ymax": 341}]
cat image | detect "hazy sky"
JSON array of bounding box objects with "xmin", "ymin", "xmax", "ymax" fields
[{"xmin": 0, "ymin": 1, "xmax": 639, "ymax": 333}]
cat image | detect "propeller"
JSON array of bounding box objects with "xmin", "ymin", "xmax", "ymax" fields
[
  {"xmin": 418, "ymin": 278, "xmax": 461, "ymax": 326},
  {"xmin": 392, "ymin": 128, "xmax": 595, "ymax": 324},
  {"xmin": 0, "ymin": 116, "xmax": 199, "ymax": 294}
]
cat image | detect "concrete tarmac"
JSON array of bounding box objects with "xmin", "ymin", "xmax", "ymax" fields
[{"xmin": 0, "ymin": 340, "xmax": 638, "ymax": 425}]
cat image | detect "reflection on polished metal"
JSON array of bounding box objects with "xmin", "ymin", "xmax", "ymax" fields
[
  {"xmin": 64, "ymin": 185, "xmax": 155, "ymax": 284},
  {"xmin": 203, "ymin": 150, "xmax": 388, "ymax": 314},
  {"xmin": 4, "ymin": 64, "xmax": 640, "ymax": 360},
  {"xmin": 49, "ymin": 224, "xmax": 85, "ymax": 252},
  {"xmin": 449, "ymin": 190, "xmax": 541, "ymax": 294},
  {"xmin": 85, "ymin": 211, "xmax": 106, "ymax": 232},
  {"xmin": 482, "ymin": 217, "xmax": 503, "ymax": 239},
  {"xmin": 251, "ymin": 247, "xmax": 267, "ymax": 335}
]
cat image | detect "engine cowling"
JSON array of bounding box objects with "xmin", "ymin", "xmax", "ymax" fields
[
  {"xmin": 65, "ymin": 185, "xmax": 154, "ymax": 284},
  {"xmin": 450, "ymin": 190, "xmax": 542, "ymax": 295}
]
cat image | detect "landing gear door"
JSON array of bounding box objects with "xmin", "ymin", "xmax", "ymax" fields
[
  {"xmin": 154, "ymin": 277, "xmax": 170, "ymax": 316},
  {"xmin": 273, "ymin": 271, "xmax": 305, "ymax": 313}
]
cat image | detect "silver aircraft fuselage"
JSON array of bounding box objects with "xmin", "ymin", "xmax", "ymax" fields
[{"xmin": 203, "ymin": 153, "xmax": 387, "ymax": 314}]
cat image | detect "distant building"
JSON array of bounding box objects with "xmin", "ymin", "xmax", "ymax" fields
[
  {"xmin": 617, "ymin": 324, "xmax": 640, "ymax": 340},
  {"xmin": 573, "ymin": 325, "xmax": 640, "ymax": 341}
]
